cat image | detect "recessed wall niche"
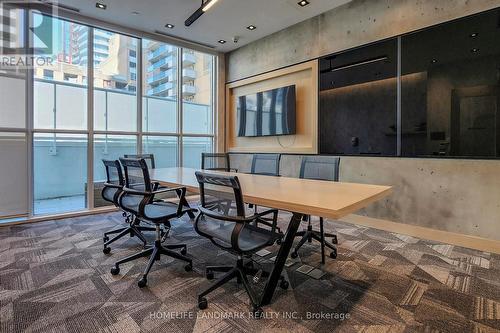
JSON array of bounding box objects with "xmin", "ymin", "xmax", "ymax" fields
[{"xmin": 319, "ymin": 8, "xmax": 500, "ymax": 159}]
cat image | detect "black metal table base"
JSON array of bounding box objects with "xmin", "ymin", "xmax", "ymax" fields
[{"xmin": 259, "ymin": 212, "xmax": 303, "ymax": 306}]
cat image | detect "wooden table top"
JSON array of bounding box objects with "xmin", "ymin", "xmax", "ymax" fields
[{"xmin": 150, "ymin": 167, "xmax": 392, "ymax": 220}]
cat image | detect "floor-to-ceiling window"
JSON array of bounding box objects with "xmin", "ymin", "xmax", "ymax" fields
[
  {"xmin": 181, "ymin": 50, "xmax": 214, "ymax": 168},
  {"xmin": 0, "ymin": 9, "xmax": 216, "ymax": 221},
  {"xmin": 93, "ymin": 29, "xmax": 139, "ymax": 208},
  {"xmin": 0, "ymin": 5, "xmax": 28, "ymax": 221},
  {"xmin": 142, "ymin": 39, "xmax": 179, "ymax": 167},
  {"xmin": 33, "ymin": 15, "xmax": 89, "ymax": 215}
]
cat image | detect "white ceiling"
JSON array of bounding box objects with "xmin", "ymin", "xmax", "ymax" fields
[{"xmin": 55, "ymin": 0, "xmax": 351, "ymax": 52}]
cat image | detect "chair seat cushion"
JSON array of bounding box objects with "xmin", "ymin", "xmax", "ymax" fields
[
  {"xmin": 121, "ymin": 194, "xmax": 143, "ymax": 212},
  {"xmin": 102, "ymin": 187, "xmax": 118, "ymax": 203},
  {"xmin": 197, "ymin": 215, "xmax": 274, "ymax": 252},
  {"xmin": 144, "ymin": 201, "xmax": 179, "ymax": 220}
]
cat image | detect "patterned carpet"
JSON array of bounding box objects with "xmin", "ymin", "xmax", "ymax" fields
[{"xmin": 1, "ymin": 210, "xmax": 499, "ymax": 333}]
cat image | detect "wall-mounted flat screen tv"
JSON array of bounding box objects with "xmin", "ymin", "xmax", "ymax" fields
[{"xmin": 237, "ymin": 85, "xmax": 296, "ymax": 137}]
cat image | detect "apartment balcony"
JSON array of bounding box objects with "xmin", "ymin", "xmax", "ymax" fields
[
  {"xmin": 148, "ymin": 45, "xmax": 174, "ymax": 62},
  {"xmin": 148, "ymin": 57, "xmax": 174, "ymax": 72},
  {"xmin": 182, "ymin": 68, "xmax": 196, "ymax": 80},
  {"xmin": 147, "ymin": 81, "xmax": 174, "ymax": 96},
  {"xmin": 182, "ymin": 53, "xmax": 196, "ymax": 65},
  {"xmin": 147, "ymin": 69, "xmax": 174, "ymax": 85},
  {"xmin": 182, "ymin": 84, "xmax": 196, "ymax": 96}
]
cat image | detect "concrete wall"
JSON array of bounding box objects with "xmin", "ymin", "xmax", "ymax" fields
[
  {"xmin": 226, "ymin": 0, "xmax": 500, "ymax": 82},
  {"xmin": 229, "ymin": 153, "xmax": 500, "ymax": 240},
  {"xmin": 226, "ymin": 0, "xmax": 500, "ymax": 241}
]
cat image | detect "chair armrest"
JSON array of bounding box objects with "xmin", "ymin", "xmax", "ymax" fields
[
  {"xmin": 122, "ymin": 186, "xmax": 185, "ymax": 196},
  {"xmin": 152, "ymin": 186, "xmax": 185, "ymax": 195},
  {"xmin": 103, "ymin": 182, "xmax": 122, "ymax": 189},
  {"xmin": 198, "ymin": 206, "xmax": 277, "ymax": 226}
]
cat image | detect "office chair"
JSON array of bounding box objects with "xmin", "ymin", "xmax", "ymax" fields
[
  {"xmin": 101, "ymin": 159, "xmax": 155, "ymax": 254},
  {"xmin": 290, "ymin": 156, "xmax": 340, "ymax": 263},
  {"xmin": 249, "ymin": 154, "xmax": 282, "ymax": 233},
  {"xmin": 194, "ymin": 171, "xmax": 288, "ymax": 315},
  {"xmin": 124, "ymin": 153, "xmax": 192, "ymax": 217},
  {"xmin": 250, "ymin": 153, "xmax": 280, "ymax": 176},
  {"xmin": 110, "ymin": 158, "xmax": 193, "ymax": 288},
  {"xmin": 201, "ymin": 152, "xmax": 237, "ymax": 172}
]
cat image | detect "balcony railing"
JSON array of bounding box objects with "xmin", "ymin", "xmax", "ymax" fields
[
  {"xmin": 148, "ymin": 45, "xmax": 174, "ymax": 62},
  {"xmin": 147, "ymin": 81, "xmax": 173, "ymax": 96},
  {"xmin": 182, "ymin": 84, "xmax": 196, "ymax": 95},
  {"xmin": 182, "ymin": 68, "xmax": 196, "ymax": 80},
  {"xmin": 182, "ymin": 53, "xmax": 196, "ymax": 65},
  {"xmin": 148, "ymin": 56, "xmax": 174, "ymax": 72},
  {"xmin": 147, "ymin": 68, "xmax": 174, "ymax": 85}
]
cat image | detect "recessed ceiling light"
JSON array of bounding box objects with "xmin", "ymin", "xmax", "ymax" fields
[
  {"xmin": 218, "ymin": 40, "xmax": 226, "ymax": 44},
  {"xmin": 298, "ymin": 0, "xmax": 310, "ymax": 7},
  {"xmin": 246, "ymin": 25, "xmax": 256, "ymax": 31},
  {"xmin": 431, "ymin": 59, "xmax": 437, "ymax": 63},
  {"xmin": 165, "ymin": 24, "xmax": 174, "ymax": 29},
  {"xmin": 96, "ymin": 2, "xmax": 106, "ymax": 10},
  {"xmin": 470, "ymin": 32, "xmax": 479, "ymax": 37},
  {"xmin": 471, "ymin": 48, "xmax": 479, "ymax": 53}
]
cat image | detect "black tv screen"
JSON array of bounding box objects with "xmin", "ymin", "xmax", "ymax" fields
[{"xmin": 237, "ymin": 85, "xmax": 296, "ymax": 137}]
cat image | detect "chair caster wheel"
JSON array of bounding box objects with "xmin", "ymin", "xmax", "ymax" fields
[
  {"xmin": 110, "ymin": 266, "xmax": 120, "ymax": 275},
  {"xmin": 184, "ymin": 263, "xmax": 192, "ymax": 272},
  {"xmin": 198, "ymin": 297, "xmax": 208, "ymax": 310},
  {"xmin": 332, "ymin": 235, "xmax": 338, "ymax": 244},
  {"xmin": 103, "ymin": 247, "xmax": 111, "ymax": 254},
  {"xmin": 279, "ymin": 279, "xmax": 289, "ymax": 290},
  {"xmin": 103, "ymin": 236, "xmax": 109, "ymax": 242},
  {"xmin": 290, "ymin": 251, "xmax": 298, "ymax": 259},
  {"xmin": 252, "ymin": 306, "xmax": 264, "ymax": 318},
  {"xmin": 180, "ymin": 247, "xmax": 187, "ymax": 255},
  {"xmin": 138, "ymin": 277, "xmax": 147, "ymax": 288},
  {"xmin": 206, "ymin": 271, "xmax": 214, "ymax": 280},
  {"xmin": 330, "ymin": 249, "xmax": 337, "ymax": 259}
]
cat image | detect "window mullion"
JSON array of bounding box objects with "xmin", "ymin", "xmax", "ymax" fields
[
  {"xmin": 87, "ymin": 28, "xmax": 95, "ymax": 210},
  {"xmin": 177, "ymin": 48, "xmax": 183, "ymax": 166},
  {"xmin": 137, "ymin": 38, "xmax": 143, "ymax": 154}
]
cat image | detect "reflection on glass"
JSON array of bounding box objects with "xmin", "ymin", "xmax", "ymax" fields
[
  {"xmin": 0, "ymin": 133, "xmax": 28, "ymax": 219},
  {"xmin": 182, "ymin": 50, "xmax": 213, "ymax": 134},
  {"xmin": 402, "ymin": 9, "xmax": 500, "ymax": 157},
  {"xmin": 33, "ymin": 15, "xmax": 88, "ymax": 130},
  {"xmin": 319, "ymin": 39, "xmax": 397, "ymax": 155},
  {"xmin": 94, "ymin": 135, "xmax": 137, "ymax": 207},
  {"xmin": 0, "ymin": 75, "xmax": 26, "ymax": 128},
  {"xmin": 142, "ymin": 136, "xmax": 178, "ymax": 168},
  {"xmin": 182, "ymin": 137, "xmax": 213, "ymax": 168},
  {"xmin": 93, "ymin": 28, "xmax": 138, "ymax": 131},
  {"xmin": 33, "ymin": 133, "xmax": 87, "ymax": 215},
  {"xmin": 142, "ymin": 39, "xmax": 178, "ymax": 133}
]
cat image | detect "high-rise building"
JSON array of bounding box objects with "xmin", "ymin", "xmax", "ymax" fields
[{"xmin": 0, "ymin": 6, "xmax": 24, "ymax": 52}]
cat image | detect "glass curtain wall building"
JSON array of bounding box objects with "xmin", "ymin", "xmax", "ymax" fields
[{"xmin": 0, "ymin": 9, "xmax": 216, "ymax": 220}]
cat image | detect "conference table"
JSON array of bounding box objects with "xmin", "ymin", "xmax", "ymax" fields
[{"xmin": 150, "ymin": 167, "xmax": 392, "ymax": 306}]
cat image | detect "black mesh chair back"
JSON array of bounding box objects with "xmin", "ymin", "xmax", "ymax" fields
[
  {"xmin": 201, "ymin": 152, "xmax": 231, "ymax": 171},
  {"xmin": 124, "ymin": 154, "xmax": 156, "ymax": 169},
  {"xmin": 120, "ymin": 157, "xmax": 152, "ymax": 192},
  {"xmin": 118, "ymin": 157, "xmax": 152, "ymax": 216},
  {"xmin": 299, "ymin": 156, "xmax": 340, "ymax": 181},
  {"xmin": 102, "ymin": 159, "xmax": 124, "ymax": 204},
  {"xmin": 196, "ymin": 171, "xmax": 245, "ymax": 218},
  {"xmin": 195, "ymin": 171, "xmax": 276, "ymax": 253},
  {"xmin": 250, "ymin": 153, "xmax": 280, "ymax": 176}
]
